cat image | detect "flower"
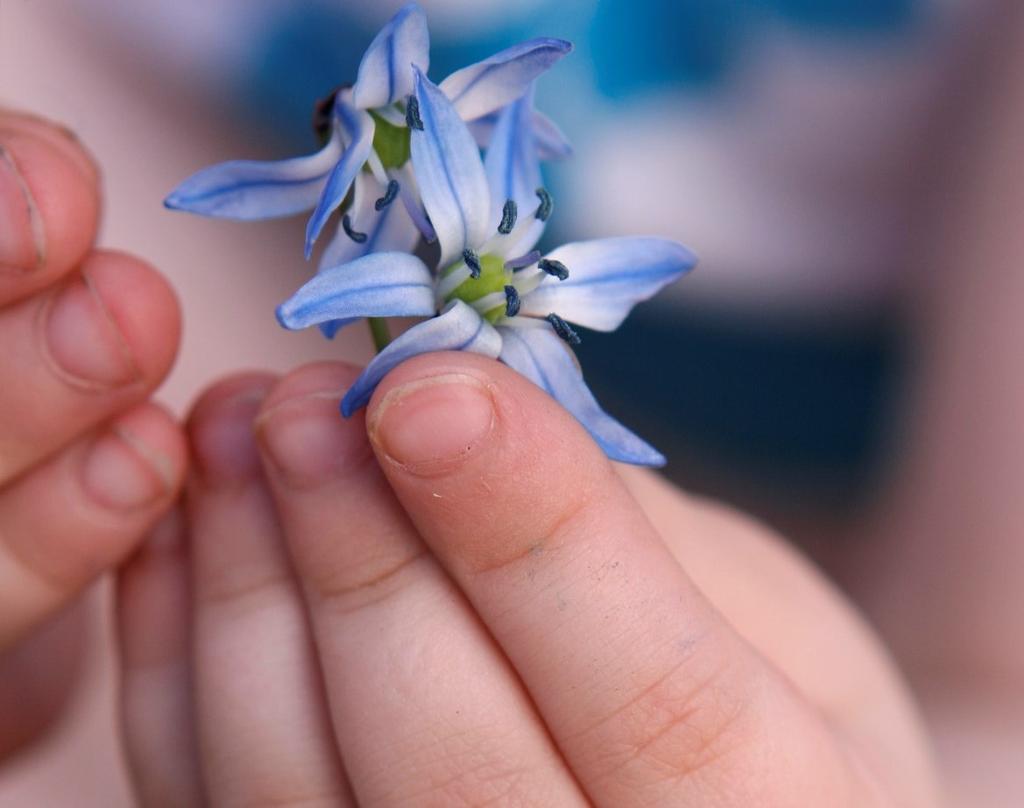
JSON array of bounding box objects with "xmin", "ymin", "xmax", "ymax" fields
[
  {"xmin": 163, "ymin": 2, "xmax": 572, "ymax": 259},
  {"xmin": 276, "ymin": 70, "xmax": 697, "ymax": 466}
]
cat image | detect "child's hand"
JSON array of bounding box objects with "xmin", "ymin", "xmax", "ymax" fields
[
  {"xmin": 117, "ymin": 354, "xmax": 939, "ymax": 806},
  {"xmin": 0, "ymin": 111, "xmax": 185, "ymax": 759}
]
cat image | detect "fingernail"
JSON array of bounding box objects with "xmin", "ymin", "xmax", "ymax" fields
[
  {"xmin": 0, "ymin": 114, "xmax": 99, "ymax": 182},
  {"xmin": 0, "ymin": 142, "xmax": 44, "ymax": 271},
  {"xmin": 256, "ymin": 390, "xmax": 370, "ymax": 488},
  {"xmin": 369, "ymin": 373, "xmax": 495, "ymax": 473},
  {"xmin": 191, "ymin": 387, "xmax": 269, "ymax": 486},
  {"xmin": 82, "ymin": 426, "xmax": 173, "ymax": 511},
  {"xmin": 44, "ymin": 272, "xmax": 141, "ymax": 389}
]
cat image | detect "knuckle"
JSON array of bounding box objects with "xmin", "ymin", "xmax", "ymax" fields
[{"xmin": 579, "ymin": 636, "xmax": 759, "ymax": 792}]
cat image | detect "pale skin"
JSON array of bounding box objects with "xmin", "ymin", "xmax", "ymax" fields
[{"xmin": 1, "ymin": 44, "xmax": 1023, "ymax": 799}]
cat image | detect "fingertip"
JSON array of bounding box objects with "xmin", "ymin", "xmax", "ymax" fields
[
  {"xmin": 187, "ymin": 372, "xmax": 278, "ymax": 487},
  {"xmin": 255, "ymin": 361, "xmax": 372, "ymax": 488},
  {"xmin": 0, "ymin": 122, "xmax": 99, "ymax": 294},
  {"xmin": 84, "ymin": 401, "xmax": 189, "ymax": 513},
  {"xmin": 79, "ymin": 251, "xmax": 181, "ymax": 388},
  {"xmin": 366, "ymin": 351, "xmax": 603, "ymax": 479},
  {"xmin": 260, "ymin": 360, "xmax": 364, "ymax": 414}
]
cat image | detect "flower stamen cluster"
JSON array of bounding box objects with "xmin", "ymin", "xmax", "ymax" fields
[{"xmin": 165, "ymin": 2, "xmax": 697, "ymax": 467}]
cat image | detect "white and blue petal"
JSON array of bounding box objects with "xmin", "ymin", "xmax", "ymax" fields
[
  {"xmin": 497, "ymin": 322, "xmax": 665, "ymax": 466},
  {"xmin": 341, "ymin": 300, "xmax": 501, "ymax": 416},
  {"xmin": 276, "ymin": 251, "xmax": 435, "ymax": 332},
  {"xmin": 468, "ymin": 109, "xmax": 572, "ymax": 161},
  {"xmin": 319, "ymin": 172, "xmax": 420, "ymax": 271},
  {"xmin": 409, "ymin": 67, "xmax": 490, "ymax": 268},
  {"xmin": 519, "ymin": 237, "xmax": 697, "ymax": 331},
  {"xmin": 164, "ymin": 133, "xmax": 343, "ymax": 220},
  {"xmin": 484, "ymin": 88, "xmax": 541, "ymax": 235},
  {"xmin": 351, "ymin": 3, "xmax": 430, "ymax": 110},
  {"xmin": 439, "ymin": 38, "xmax": 573, "ymax": 122},
  {"xmin": 304, "ymin": 97, "xmax": 376, "ymax": 258},
  {"xmin": 531, "ymin": 110, "xmax": 573, "ymax": 160}
]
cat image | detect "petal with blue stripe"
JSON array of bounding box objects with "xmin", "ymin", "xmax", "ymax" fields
[
  {"xmin": 497, "ymin": 322, "xmax": 665, "ymax": 466},
  {"xmin": 341, "ymin": 300, "xmax": 501, "ymax": 416},
  {"xmin": 440, "ymin": 38, "xmax": 573, "ymax": 122},
  {"xmin": 531, "ymin": 110, "xmax": 573, "ymax": 160},
  {"xmin": 520, "ymin": 237, "xmax": 697, "ymax": 331},
  {"xmin": 163, "ymin": 132, "xmax": 342, "ymax": 220},
  {"xmin": 319, "ymin": 172, "xmax": 421, "ymax": 270},
  {"xmin": 276, "ymin": 251, "xmax": 435, "ymax": 332},
  {"xmin": 352, "ymin": 3, "xmax": 430, "ymax": 110},
  {"xmin": 304, "ymin": 97, "xmax": 376, "ymax": 258},
  {"xmin": 410, "ymin": 68, "xmax": 490, "ymax": 268},
  {"xmin": 484, "ymin": 88, "xmax": 541, "ymax": 235},
  {"xmin": 467, "ymin": 109, "xmax": 572, "ymax": 161}
]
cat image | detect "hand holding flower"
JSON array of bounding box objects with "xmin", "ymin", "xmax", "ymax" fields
[{"xmin": 117, "ymin": 357, "xmax": 938, "ymax": 806}]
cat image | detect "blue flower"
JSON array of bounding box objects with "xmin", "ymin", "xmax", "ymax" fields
[
  {"xmin": 277, "ymin": 71, "xmax": 696, "ymax": 467},
  {"xmin": 164, "ymin": 3, "xmax": 572, "ymax": 259}
]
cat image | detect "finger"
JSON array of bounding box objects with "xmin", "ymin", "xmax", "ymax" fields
[
  {"xmin": 0, "ymin": 600, "xmax": 87, "ymax": 762},
  {"xmin": 255, "ymin": 362, "xmax": 587, "ymax": 807},
  {"xmin": 117, "ymin": 508, "xmax": 204, "ymax": 808},
  {"xmin": 0, "ymin": 111, "xmax": 100, "ymax": 304},
  {"xmin": 187, "ymin": 374, "xmax": 354, "ymax": 808},
  {"xmin": 0, "ymin": 401, "xmax": 186, "ymax": 650},
  {"xmin": 367, "ymin": 353, "xmax": 879, "ymax": 806},
  {"xmin": 0, "ymin": 249, "xmax": 180, "ymax": 484}
]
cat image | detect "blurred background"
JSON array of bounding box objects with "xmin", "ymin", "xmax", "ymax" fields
[{"xmin": 1, "ymin": 0, "xmax": 1021, "ymax": 805}]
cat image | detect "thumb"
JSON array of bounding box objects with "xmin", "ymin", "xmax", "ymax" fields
[{"xmin": 364, "ymin": 351, "xmax": 876, "ymax": 805}]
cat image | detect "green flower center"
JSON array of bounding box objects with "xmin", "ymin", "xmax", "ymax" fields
[
  {"xmin": 447, "ymin": 253, "xmax": 511, "ymax": 323},
  {"xmin": 370, "ymin": 110, "xmax": 411, "ymax": 169}
]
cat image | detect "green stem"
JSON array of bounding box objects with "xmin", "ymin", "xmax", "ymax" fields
[{"xmin": 367, "ymin": 317, "xmax": 393, "ymax": 353}]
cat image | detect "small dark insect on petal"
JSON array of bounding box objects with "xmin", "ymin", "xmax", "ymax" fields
[
  {"xmin": 504, "ymin": 285, "xmax": 521, "ymax": 317},
  {"xmin": 538, "ymin": 258, "xmax": 569, "ymax": 281},
  {"xmin": 463, "ymin": 249, "xmax": 482, "ymax": 278},
  {"xmin": 342, "ymin": 214, "xmax": 368, "ymax": 243},
  {"xmin": 375, "ymin": 179, "xmax": 400, "ymax": 211},
  {"xmin": 311, "ymin": 85, "xmax": 349, "ymax": 141},
  {"xmin": 535, "ymin": 187, "xmax": 553, "ymax": 222},
  {"xmin": 498, "ymin": 199, "xmax": 518, "ymax": 234},
  {"xmin": 405, "ymin": 95, "xmax": 424, "ymax": 130},
  {"xmin": 546, "ymin": 313, "xmax": 581, "ymax": 346}
]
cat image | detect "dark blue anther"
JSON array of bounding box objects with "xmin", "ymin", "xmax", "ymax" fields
[
  {"xmin": 342, "ymin": 214, "xmax": 367, "ymax": 243},
  {"xmin": 505, "ymin": 250, "xmax": 542, "ymax": 271},
  {"xmin": 546, "ymin": 313, "xmax": 581, "ymax": 346},
  {"xmin": 405, "ymin": 95, "xmax": 424, "ymax": 130},
  {"xmin": 504, "ymin": 285, "xmax": 521, "ymax": 317},
  {"xmin": 535, "ymin": 187, "xmax": 553, "ymax": 222},
  {"xmin": 538, "ymin": 258, "xmax": 569, "ymax": 281},
  {"xmin": 498, "ymin": 199, "xmax": 518, "ymax": 234},
  {"xmin": 463, "ymin": 249, "xmax": 482, "ymax": 279},
  {"xmin": 375, "ymin": 179, "xmax": 400, "ymax": 211}
]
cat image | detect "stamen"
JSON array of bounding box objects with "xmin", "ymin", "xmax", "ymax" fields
[
  {"xmin": 342, "ymin": 214, "xmax": 367, "ymax": 243},
  {"xmin": 462, "ymin": 249, "xmax": 482, "ymax": 279},
  {"xmin": 405, "ymin": 96, "xmax": 424, "ymax": 130},
  {"xmin": 535, "ymin": 187, "xmax": 553, "ymax": 221},
  {"xmin": 505, "ymin": 250, "xmax": 542, "ymax": 271},
  {"xmin": 504, "ymin": 285, "xmax": 521, "ymax": 317},
  {"xmin": 546, "ymin": 313, "xmax": 581, "ymax": 346},
  {"xmin": 374, "ymin": 179, "xmax": 400, "ymax": 211},
  {"xmin": 498, "ymin": 199, "xmax": 518, "ymax": 234},
  {"xmin": 538, "ymin": 258, "xmax": 569, "ymax": 281}
]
